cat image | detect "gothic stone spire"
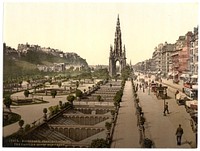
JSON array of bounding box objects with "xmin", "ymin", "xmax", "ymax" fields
[{"xmin": 114, "ymin": 15, "xmax": 122, "ymax": 56}]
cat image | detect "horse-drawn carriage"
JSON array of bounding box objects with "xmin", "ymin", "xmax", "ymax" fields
[
  {"xmin": 151, "ymin": 83, "xmax": 157, "ymax": 92},
  {"xmin": 150, "ymin": 83, "xmax": 168, "ymax": 99},
  {"xmin": 156, "ymin": 85, "xmax": 168, "ymax": 99}
]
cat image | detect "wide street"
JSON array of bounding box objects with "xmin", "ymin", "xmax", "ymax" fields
[{"xmin": 111, "ymin": 76, "xmax": 196, "ymax": 148}]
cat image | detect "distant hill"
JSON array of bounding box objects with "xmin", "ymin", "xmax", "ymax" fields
[{"xmin": 3, "ymin": 43, "xmax": 89, "ymax": 78}]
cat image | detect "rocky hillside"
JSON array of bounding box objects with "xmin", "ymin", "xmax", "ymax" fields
[{"xmin": 3, "ymin": 43, "xmax": 89, "ymax": 77}]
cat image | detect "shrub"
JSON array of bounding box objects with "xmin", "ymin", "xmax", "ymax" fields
[
  {"xmin": 67, "ymin": 95, "xmax": 75, "ymax": 104},
  {"xmin": 3, "ymin": 96, "xmax": 12, "ymax": 110},
  {"xmin": 58, "ymin": 81, "xmax": 62, "ymax": 88},
  {"xmin": 142, "ymin": 138, "xmax": 153, "ymax": 148},
  {"xmin": 24, "ymin": 90, "xmax": 30, "ymax": 97},
  {"xmin": 75, "ymin": 89, "xmax": 83, "ymax": 98},
  {"xmin": 105, "ymin": 122, "xmax": 112, "ymax": 131},
  {"xmin": 90, "ymin": 138, "xmax": 109, "ymax": 148},
  {"xmin": 97, "ymin": 95, "xmax": 102, "ymax": 102},
  {"xmin": 24, "ymin": 124, "xmax": 31, "ymax": 132},
  {"xmin": 18, "ymin": 119, "xmax": 24, "ymax": 129},
  {"xmin": 51, "ymin": 90, "xmax": 57, "ymax": 98}
]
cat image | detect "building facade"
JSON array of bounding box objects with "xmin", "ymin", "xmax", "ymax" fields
[{"xmin": 190, "ymin": 27, "xmax": 198, "ymax": 75}]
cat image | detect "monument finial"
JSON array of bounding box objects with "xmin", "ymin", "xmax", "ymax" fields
[{"xmin": 117, "ymin": 14, "xmax": 120, "ymax": 26}]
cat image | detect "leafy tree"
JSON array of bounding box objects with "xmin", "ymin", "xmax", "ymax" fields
[
  {"xmin": 58, "ymin": 81, "xmax": 62, "ymax": 88},
  {"xmin": 51, "ymin": 90, "xmax": 57, "ymax": 98},
  {"xmin": 3, "ymin": 96, "xmax": 12, "ymax": 111},
  {"xmin": 53, "ymin": 105, "xmax": 59, "ymax": 114},
  {"xmin": 76, "ymin": 81, "xmax": 79, "ymax": 88},
  {"xmin": 27, "ymin": 79, "xmax": 30, "ymax": 84},
  {"xmin": 48, "ymin": 106, "xmax": 54, "ymax": 115},
  {"xmin": 142, "ymin": 138, "xmax": 153, "ymax": 148},
  {"xmin": 121, "ymin": 65, "xmax": 131, "ymax": 80},
  {"xmin": 43, "ymin": 108, "xmax": 48, "ymax": 121},
  {"xmin": 105, "ymin": 122, "xmax": 112, "ymax": 131},
  {"xmin": 83, "ymin": 89, "xmax": 86, "ymax": 94},
  {"xmin": 97, "ymin": 95, "xmax": 102, "ymax": 102},
  {"xmin": 67, "ymin": 95, "xmax": 75, "ymax": 105},
  {"xmin": 24, "ymin": 90, "xmax": 30, "ymax": 97},
  {"xmin": 75, "ymin": 89, "xmax": 83, "ymax": 100},
  {"xmin": 88, "ymin": 86, "xmax": 91, "ymax": 92},
  {"xmin": 92, "ymin": 68, "xmax": 109, "ymax": 79},
  {"xmin": 59, "ymin": 101, "xmax": 63, "ymax": 109},
  {"xmin": 90, "ymin": 138, "xmax": 109, "ymax": 148},
  {"xmin": 24, "ymin": 124, "xmax": 31, "ymax": 132},
  {"xmin": 19, "ymin": 81, "xmax": 23, "ymax": 87},
  {"xmin": 18, "ymin": 119, "xmax": 24, "ymax": 129},
  {"xmin": 111, "ymin": 110, "xmax": 115, "ymax": 116}
]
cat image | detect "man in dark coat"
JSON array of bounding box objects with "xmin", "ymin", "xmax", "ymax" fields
[
  {"xmin": 163, "ymin": 102, "xmax": 169, "ymax": 116},
  {"xmin": 176, "ymin": 124, "xmax": 184, "ymax": 145}
]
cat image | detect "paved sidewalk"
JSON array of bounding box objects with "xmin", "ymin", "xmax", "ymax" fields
[{"xmin": 111, "ymin": 81, "xmax": 140, "ymax": 148}]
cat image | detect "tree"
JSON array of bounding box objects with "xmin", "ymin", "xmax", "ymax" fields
[
  {"xmin": 97, "ymin": 95, "xmax": 102, "ymax": 102},
  {"xmin": 142, "ymin": 138, "xmax": 153, "ymax": 148},
  {"xmin": 18, "ymin": 119, "xmax": 24, "ymax": 129},
  {"xmin": 69, "ymin": 86, "xmax": 72, "ymax": 93},
  {"xmin": 24, "ymin": 90, "xmax": 30, "ymax": 97},
  {"xmin": 58, "ymin": 81, "xmax": 62, "ymax": 88},
  {"xmin": 75, "ymin": 89, "xmax": 83, "ymax": 101},
  {"xmin": 88, "ymin": 86, "xmax": 91, "ymax": 93},
  {"xmin": 67, "ymin": 95, "xmax": 75, "ymax": 105},
  {"xmin": 43, "ymin": 108, "xmax": 48, "ymax": 121},
  {"xmin": 121, "ymin": 65, "xmax": 131, "ymax": 80},
  {"xmin": 24, "ymin": 124, "xmax": 31, "ymax": 132},
  {"xmin": 19, "ymin": 81, "xmax": 23, "ymax": 87},
  {"xmin": 105, "ymin": 122, "xmax": 112, "ymax": 131},
  {"xmin": 51, "ymin": 90, "xmax": 57, "ymax": 98},
  {"xmin": 90, "ymin": 138, "xmax": 109, "ymax": 148},
  {"xmin": 76, "ymin": 81, "xmax": 79, "ymax": 88},
  {"xmin": 59, "ymin": 100, "xmax": 63, "ymax": 107},
  {"xmin": 3, "ymin": 96, "xmax": 12, "ymax": 111},
  {"xmin": 48, "ymin": 106, "xmax": 54, "ymax": 115}
]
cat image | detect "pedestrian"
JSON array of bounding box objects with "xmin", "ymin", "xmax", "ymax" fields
[
  {"xmin": 163, "ymin": 102, "xmax": 169, "ymax": 115},
  {"xmin": 175, "ymin": 90, "xmax": 179, "ymax": 99},
  {"xmin": 176, "ymin": 124, "xmax": 184, "ymax": 145}
]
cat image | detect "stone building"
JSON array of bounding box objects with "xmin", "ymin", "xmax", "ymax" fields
[
  {"xmin": 161, "ymin": 42, "xmax": 175, "ymax": 77},
  {"xmin": 178, "ymin": 32, "xmax": 193, "ymax": 75},
  {"xmin": 171, "ymin": 36, "xmax": 185, "ymax": 78},
  {"xmin": 190, "ymin": 26, "xmax": 198, "ymax": 76},
  {"xmin": 152, "ymin": 44, "xmax": 162, "ymax": 74}
]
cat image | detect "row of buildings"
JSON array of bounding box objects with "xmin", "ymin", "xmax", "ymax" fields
[
  {"xmin": 133, "ymin": 26, "xmax": 198, "ymax": 79},
  {"xmin": 37, "ymin": 63, "xmax": 83, "ymax": 72}
]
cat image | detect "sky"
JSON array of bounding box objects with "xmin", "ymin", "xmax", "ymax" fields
[{"xmin": 3, "ymin": 0, "xmax": 199, "ymax": 65}]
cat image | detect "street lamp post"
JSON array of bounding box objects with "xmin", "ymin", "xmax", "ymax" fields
[{"xmin": 163, "ymin": 89, "xmax": 167, "ymax": 116}]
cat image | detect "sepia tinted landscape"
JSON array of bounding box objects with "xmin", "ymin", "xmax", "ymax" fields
[{"xmin": 2, "ymin": 1, "xmax": 198, "ymax": 149}]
